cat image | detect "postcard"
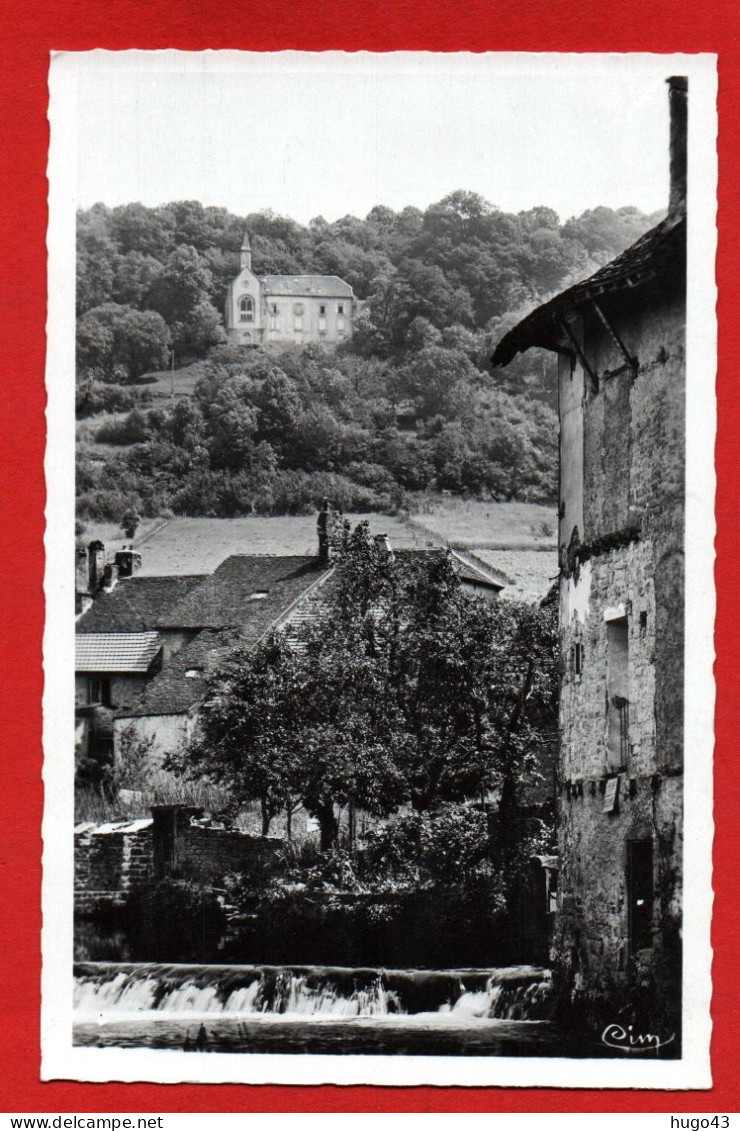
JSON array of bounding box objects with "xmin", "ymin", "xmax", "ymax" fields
[{"xmin": 42, "ymin": 49, "xmax": 716, "ymax": 1088}]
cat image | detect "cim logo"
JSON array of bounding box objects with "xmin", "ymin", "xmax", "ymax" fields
[{"xmin": 601, "ymin": 1023, "xmax": 676, "ymax": 1053}]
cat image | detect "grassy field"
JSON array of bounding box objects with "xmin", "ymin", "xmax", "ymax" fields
[
  {"xmin": 135, "ymin": 513, "xmax": 440, "ymax": 576},
  {"xmin": 134, "ymin": 362, "xmax": 206, "ymax": 399},
  {"xmin": 122, "ymin": 499, "xmax": 557, "ymax": 576},
  {"xmin": 76, "ymin": 411, "xmax": 127, "ymax": 447},
  {"xmin": 76, "ymin": 517, "xmax": 167, "ymax": 551},
  {"xmin": 408, "ymin": 499, "xmax": 557, "ymax": 550}
]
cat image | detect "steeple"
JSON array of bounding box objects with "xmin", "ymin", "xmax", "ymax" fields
[{"xmin": 240, "ymin": 230, "xmax": 252, "ymax": 272}]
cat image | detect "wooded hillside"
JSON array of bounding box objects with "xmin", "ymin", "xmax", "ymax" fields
[{"xmin": 76, "ymin": 194, "xmax": 660, "ymax": 521}]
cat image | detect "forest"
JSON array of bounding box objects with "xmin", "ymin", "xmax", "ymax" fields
[{"xmin": 76, "ymin": 194, "xmax": 660, "ymax": 520}]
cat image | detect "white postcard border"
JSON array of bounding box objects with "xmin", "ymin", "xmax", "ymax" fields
[{"xmin": 42, "ymin": 49, "xmax": 717, "ymax": 1089}]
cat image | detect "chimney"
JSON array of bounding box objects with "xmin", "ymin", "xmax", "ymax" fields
[
  {"xmin": 102, "ymin": 562, "xmax": 119, "ymax": 591},
  {"xmin": 374, "ymin": 533, "xmax": 394, "ymax": 560},
  {"xmin": 115, "ymin": 548, "xmax": 142, "ymax": 579},
  {"xmin": 317, "ymin": 499, "xmax": 331, "ymax": 566},
  {"xmin": 75, "ymin": 546, "xmax": 90, "ymax": 596},
  {"xmin": 88, "ymin": 540, "xmax": 106, "ymax": 593},
  {"xmin": 667, "ymin": 76, "xmax": 688, "ymax": 217}
]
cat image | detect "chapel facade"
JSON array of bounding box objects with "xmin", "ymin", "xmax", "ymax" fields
[{"xmin": 224, "ymin": 233, "xmax": 360, "ymax": 348}]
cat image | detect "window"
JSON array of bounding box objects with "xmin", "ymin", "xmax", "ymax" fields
[
  {"xmin": 293, "ymin": 303, "xmax": 304, "ymax": 316},
  {"xmin": 239, "ymin": 295, "xmax": 254, "ymax": 323},
  {"xmin": 571, "ymin": 641, "xmax": 584, "ymax": 680},
  {"xmin": 271, "ymin": 303, "xmax": 278, "ymax": 315},
  {"xmin": 93, "ymin": 735, "xmax": 114, "ymax": 765},
  {"xmin": 606, "ymin": 616, "xmax": 629, "ymax": 771},
  {"xmin": 627, "ymin": 839, "xmax": 654, "ymax": 955},
  {"xmin": 87, "ymin": 677, "xmax": 110, "ymax": 706},
  {"xmin": 319, "ymin": 304, "xmax": 326, "ymax": 315},
  {"xmin": 337, "ymin": 303, "xmax": 344, "ymax": 315}
]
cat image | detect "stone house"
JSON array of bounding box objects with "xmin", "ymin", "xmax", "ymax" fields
[
  {"xmin": 492, "ymin": 77, "xmax": 687, "ymax": 1022},
  {"xmin": 75, "ymin": 519, "xmax": 512, "ymax": 790},
  {"xmin": 75, "ymin": 573, "xmax": 207, "ymax": 771},
  {"xmin": 114, "ymin": 553, "xmax": 332, "ymax": 768},
  {"xmin": 224, "ymin": 232, "xmax": 360, "ymax": 348},
  {"xmin": 112, "ymin": 542, "xmax": 506, "ymax": 768}
]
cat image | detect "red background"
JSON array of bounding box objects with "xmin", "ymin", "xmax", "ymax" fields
[{"xmin": 1, "ymin": 0, "xmax": 736, "ymax": 1113}]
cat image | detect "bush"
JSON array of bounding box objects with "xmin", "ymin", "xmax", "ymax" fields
[
  {"xmin": 359, "ymin": 804, "xmax": 495, "ymax": 890},
  {"xmin": 129, "ymin": 879, "xmax": 227, "ymax": 963},
  {"xmin": 77, "ymin": 488, "xmax": 143, "ymax": 522},
  {"xmin": 76, "ymin": 380, "xmax": 152, "ymax": 418},
  {"xmin": 96, "ymin": 409, "xmax": 151, "ymax": 445}
]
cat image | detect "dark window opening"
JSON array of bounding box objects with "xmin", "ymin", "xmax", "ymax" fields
[
  {"xmin": 607, "ymin": 616, "xmax": 629, "ymax": 771},
  {"xmin": 572, "ymin": 641, "xmax": 584, "ymax": 678},
  {"xmin": 92, "ymin": 735, "xmax": 114, "ymax": 767},
  {"xmin": 87, "ymin": 677, "xmax": 111, "ymax": 707},
  {"xmin": 627, "ymin": 839, "xmax": 654, "ymax": 956}
]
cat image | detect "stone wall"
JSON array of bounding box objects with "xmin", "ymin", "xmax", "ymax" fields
[
  {"xmin": 172, "ymin": 825, "xmax": 282, "ymax": 883},
  {"xmin": 75, "ymin": 812, "xmax": 283, "ymax": 914},
  {"xmin": 554, "ymin": 280, "xmax": 684, "ymax": 1025},
  {"xmin": 113, "ymin": 712, "xmax": 194, "ymax": 773},
  {"xmin": 74, "ymin": 820, "xmax": 154, "ymax": 913}
]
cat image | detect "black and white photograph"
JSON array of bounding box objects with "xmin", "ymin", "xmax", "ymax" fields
[{"xmin": 43, "ymin": 51, "xmax": 716, "ymax": 1087}]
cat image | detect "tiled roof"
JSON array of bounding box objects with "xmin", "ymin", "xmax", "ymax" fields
[
  {"xmin": 491, "ymin": 212, "xmax": 686, "ymax": 368},
  {"xmin": 162, "ymin": 555, "xmax": 329, "ymax": 633},
  {"xmin": 393, "ymin": 547, "xmax": 505, "ymax": 592},
  {"xmin": 259, "ymin": 275, "xmax": 354, "ymax": 298},
  {"xmin": 473, "ymin": 549, "xmax": 559, "ymax": 604},
  {"xmin": 116, "ymin": 628, "xmax": 242, "ymax": 718},
  {"xmin": 449, "ymin": 551, "xmax": 505, "ymax": 592},
  {"xmin": 113, "ymin": 548, "xmax": 506, "ymax": 717},
  {"xmin": 75, "ymin": 633, "xmax": 161, "ymax": 674},
  {"xmin": 76, "ymin": 576, "xmax": 206, "ymax": 633}
]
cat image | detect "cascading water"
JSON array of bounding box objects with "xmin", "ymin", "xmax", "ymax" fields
[
  {"xmin": 73, "ymin": 963, "xmax": 615, "ymax": 1056},
  {"xmin": 71, "ymin": 964, "xmax": 674, "ymax": 1059},
  {"xmin": 75, "ymin": 961, "xmax": 554, "ymax": 1023}
]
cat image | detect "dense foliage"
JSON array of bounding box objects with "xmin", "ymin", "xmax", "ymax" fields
[
  {"xmin": 171, "ymin": 524, "xmax": 558, "ymax": 862},
  {"xmin": 76, "ymin": 195, "xmax": 659, "ymax": 519}
]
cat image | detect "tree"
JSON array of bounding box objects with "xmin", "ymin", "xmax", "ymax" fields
[
  {"xmin": 112, "ymin": 251, "xmax": 164, "ymax": 308},
  {"xmin": 204, "ymin": 377, "xmax": 260, "ymax": 471},
  {"xmin": 173, "ymin": 523, "xmax": 557, "ymax": 854},
  {"xmin": 76, "ymin": 303, "xmax": 171, "ymax": 382},
  {"xmin": 120, "ymin": 507, "xmax": 140, "ymax": 539},
  {"xmin": 148, "ymin": 245, "xmax": 224, "ymax": 355},
  {"xmin": 392, "ymin": 345, "xmax": 478, "ymax": 419},
  {"xmin": 76, "ymin": 208, "xmax": 116, "ymax": 314},
  {"xmin": 180, "ymin": 636, "xmax": 303, "ymax": 835},
  {"xmin": 109, "ymin": 201, "xmax": 176, "ymax": 258}
]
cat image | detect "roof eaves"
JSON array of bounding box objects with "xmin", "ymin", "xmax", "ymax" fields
[{"xmin": 491, "ymin": 212, "xmax": 685, "ymax": 368}]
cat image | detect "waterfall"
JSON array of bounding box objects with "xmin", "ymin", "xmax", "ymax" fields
[{"xmin": 74, "ymin": 962, "xmax": 554, "ymax": 1022}]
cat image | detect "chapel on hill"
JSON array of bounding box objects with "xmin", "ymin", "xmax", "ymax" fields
[{"xmin": 224, "ymin": 232, "xmax": 360, "ymax": 348}]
